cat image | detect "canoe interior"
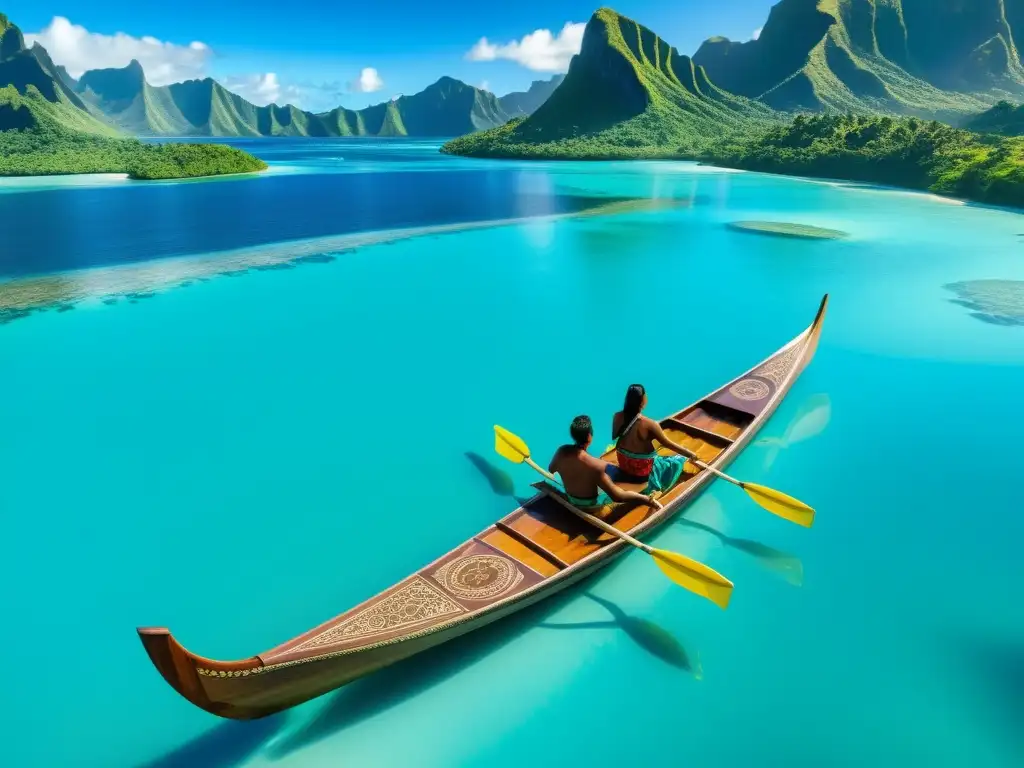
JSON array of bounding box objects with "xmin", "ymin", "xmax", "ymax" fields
[{"xmin": 480, "ymin": 402, "xmax": 752, "ymax": 574}]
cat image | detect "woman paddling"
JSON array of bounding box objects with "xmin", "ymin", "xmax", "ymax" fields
[{"xmin": 612, "ymin": 384, "xmax": 697, "ymax": 493}]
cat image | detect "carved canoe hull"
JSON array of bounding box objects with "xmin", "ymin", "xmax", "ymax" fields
[{"xmin": 138, "ymin": 294, "xmax": 829, "ymax": 720}]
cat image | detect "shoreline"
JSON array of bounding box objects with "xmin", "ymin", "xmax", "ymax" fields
[{"xmin": 0, "ymin": 167, "xmax": 269, "ymax": 183}]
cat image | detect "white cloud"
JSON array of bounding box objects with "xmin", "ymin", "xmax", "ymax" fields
[
  {"xmin": 391, "ymin": 94, "xmax": 402, "ymax": 102},
  {"xmin": 25, "ymin": 16, "xmax": 211, "ymax": 86},
  {"xmin": 219, "ymin": 73, "xmax": 303, "ymax": 107},
  {"xmin": 753, "ymin": 27, "xmax": 763, "ymax": 40},
  {"xmin": 478, "ymin": 80, "xmax": 491, "ymax": 92},
  {"xmin": 466, "ymin": 22, "xmax": 585, "ymax": 72},
  {"xmin": 349, "ymin": 67, "xmax": 384, "ymax": 93}
]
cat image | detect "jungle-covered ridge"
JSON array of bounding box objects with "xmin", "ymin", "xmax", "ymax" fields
[
  {"xmin": 0, "ymin": 8, "xmax": 561, "ymax": 177},
  {"xmin": 10, "ymin": 1, "xmax": 1024, "ymax": 198},
  {"xmin": 0, "ymin": 11, "xmax": 266, "ymax": 179}
]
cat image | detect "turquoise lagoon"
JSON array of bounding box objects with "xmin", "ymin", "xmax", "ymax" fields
[{"xmin": 1, "ymin": 139, "xmax": 1022, "ymax": 768}]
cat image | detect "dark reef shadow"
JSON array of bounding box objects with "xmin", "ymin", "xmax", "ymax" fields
[
  {"xmin": 0, "ymin": 308, "xmax": 34, "ymax": 325},
  {"xmin": 136, "ymin": 714, "xmax": 286, "ymax": 768},
  {"xmin": 970, "ymin": 312, "xmax": 1024, "ymax": 327}
]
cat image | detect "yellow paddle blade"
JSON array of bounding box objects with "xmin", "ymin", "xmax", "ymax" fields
[
  {"xmin": 650, "ymin": 549, "xmax": 734, "ymax": 610},
  {"xmin": 744, "ymin": 483, "xmax": 816, "ymax": 528},
  {"xmin": 494, "ymin": 425, "xmax": 530, "ymax": 465}
]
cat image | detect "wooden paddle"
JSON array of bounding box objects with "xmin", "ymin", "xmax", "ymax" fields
[
  {"xmin": 493, "ymin": 425, "xmax": 734, "ymax": 610},
  {"xmin": 603, "ymin": 437, "xmax": 816, "ymax": 529}
]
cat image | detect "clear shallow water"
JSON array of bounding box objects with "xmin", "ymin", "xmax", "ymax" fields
[{"xmin": 1, "ymin": 139, "xmax": 1022, "ymax": 768}]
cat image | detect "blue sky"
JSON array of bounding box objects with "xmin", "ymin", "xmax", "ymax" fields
[{"xmin": 9, "ymin": 1, "xmax": 777, "ymax": 110}]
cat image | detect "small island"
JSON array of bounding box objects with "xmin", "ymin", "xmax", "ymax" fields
[
  {"xmin": 727, "ymin": 221, "xmax": 848, "ymax": 240},
  {"xmin": 0, "ymin": 120, "xmax": 268, "ymax": 180}
]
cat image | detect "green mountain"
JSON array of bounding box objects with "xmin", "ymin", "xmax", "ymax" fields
[
  {"xmin": 76, "ymin": 62, "xmax": 514, "ymax": 137},
  {"xmin": 442, "ymin": 7, "xmax": 778, "ymax": 158},
  {"xmin": 498, "ymin": 75, "xmax": 565, "ymax": 117},
  {"xmin": 0, "ymin": 14, "xmax": 116, "ymax": 135},
  {"xmin": 0, "ymin": 10, "xmax": 266, "ymax": 180},
  {"xmin": 692, "ymin": 0, "xmax": 1024, "ymax": 118}
]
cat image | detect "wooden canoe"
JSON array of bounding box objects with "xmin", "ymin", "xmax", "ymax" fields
[{"xmin": 138, "ymin": 294, "xmax": 828, "ymax": 720}]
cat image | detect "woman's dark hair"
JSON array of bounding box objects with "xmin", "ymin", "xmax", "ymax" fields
[
  {"xmin": 570, "ymin": 415, "xmax": 593, "ymax": 446},
  {"xmin": 614, "ymin": 384, "xmax": 646, "ymax": 439}
]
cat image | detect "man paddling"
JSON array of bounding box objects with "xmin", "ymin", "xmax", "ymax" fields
[
  {"xmin": 548, "ymin": 415, "xmax": 663, "ymax": 510},
  {"xmin": 612, "ymin": 384, "xmax": 696, "ymax": 493}
]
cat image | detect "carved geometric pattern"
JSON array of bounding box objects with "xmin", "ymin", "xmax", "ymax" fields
[
  {"xmin": 291, "ymin": 578, "xmax": 464, "ymax": 650},
  {"xmin": 753, "ymin": 344, "xmax": 800, "ymax": 387},
  {"xmin": 197, "ymin": 666, "xmax": 266, "ymax": 678},
  {"xmin": 433, "ymin": 555, "xmax": 524, "ymax": 601},
  {"xmin": 728, "ymin": 378, "xmax": 771, "ymax": 402}
]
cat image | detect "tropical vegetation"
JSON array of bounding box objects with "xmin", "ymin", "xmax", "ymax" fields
[
  {"xmin": 0, "ymin": 117, "xmax": 267, "ymax": 178},
  {"xmin": 963, "ymin": 100, "xmax": 1024, "ymax": 136},
  {"xmin": 701, "ymin": 113, "xmax": 1024, "ymax": 208}
]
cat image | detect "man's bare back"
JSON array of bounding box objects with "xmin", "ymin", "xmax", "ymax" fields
[
  {"xmin": 549, "ymin": 445, "xmax": 609, "ymax": 501},
  {"xmin": 547, "ymin": 415, "xmax": 662, "ymax": 509}
]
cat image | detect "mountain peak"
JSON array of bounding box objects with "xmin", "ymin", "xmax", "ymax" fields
[
  {"xmin": 442, "ymin": 6, "xmax": 776, "ymax": 158},
  {"xmin": 0, "ymin": 17, "xmax": 26, "ymax": 61},
  {"xmin": 77, "ymin": 58, "xmax": 147, "ymax": 102},
  {"xmin": 429, "ymin": 75, "xmax": 467, "ymax": 89}
]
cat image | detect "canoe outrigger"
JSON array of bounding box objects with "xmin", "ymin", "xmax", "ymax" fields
[{"xmin": 137, "ymin": 294, "xmax": 828, "ymax": 720}]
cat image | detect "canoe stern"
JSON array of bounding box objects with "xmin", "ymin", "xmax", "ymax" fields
[{"xmin": 137, "ymin": 627, "xmax": 266, "ymax": 720}]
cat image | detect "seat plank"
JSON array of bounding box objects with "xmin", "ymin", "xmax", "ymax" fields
[
  {"xmin": 494, "ymin": 521, "xmax": 570, "ymax": 570},
  {"xmin": 663, "ymin": 418, "xmax": 735, "ymax": 446},
  {"xmin": 479, "ymin": 529, "xmax": 560, "ymax": 577},
  {"xmin": 678, "ymin": 406, "xmax": 745, "ymax": 440}
]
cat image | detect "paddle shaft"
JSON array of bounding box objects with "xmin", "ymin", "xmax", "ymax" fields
[
  {"xmin": 520, "ymin": 456, "xmax": 654, "ymax": 550},
  {"xmin": 524, "ymin": 457, "xmax": 559, "ymax": 484},
  {"xmin": 537, "ymin": 484, "xmax": 653, "ymax": 554},
  {"xmin": 689, "ymin": 456, "xmax": 744, "ymax": 489}
]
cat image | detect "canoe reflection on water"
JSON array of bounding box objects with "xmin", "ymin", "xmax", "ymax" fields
[
  {"xmin": 136, "ymin": 713, "xmax": 286, "ymax": 768},
  {"xmin": 267, "ymin": 580, "xmax": 696, "ymax": 758},
  {"xmin": 950, "ymin": 633, "xmax": 1024, "ymax": 759},
  {"xmin": 266, "ymin": 584, "xmax": 598, "ymax": 758},
  {"xmin": 755, "ymin": 392, "xmax": 832, "ymax": 471},
  {"xmin": 539, "ymin": 593, "xmax": 703, "ymax": 679},
  {"xmin": 677, "ymin": 512, "xmax": 805, "ymax": 587}
]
